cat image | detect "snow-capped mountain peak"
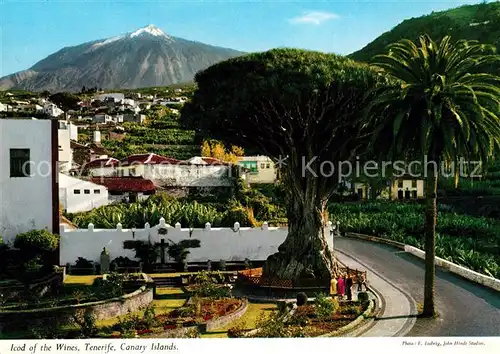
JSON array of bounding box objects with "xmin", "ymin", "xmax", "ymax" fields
[{"xmin": 130, "ymin": 24, "xmax": 168, "ymax": 38}]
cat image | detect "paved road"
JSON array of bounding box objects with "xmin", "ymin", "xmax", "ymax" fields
[
  {"xmin": 335, "ymin": 236, "xmax": 500, "ymax": 336},
  {"xmin": 336, "ymin": 251, "xmax": 415, "ymax": 336}
]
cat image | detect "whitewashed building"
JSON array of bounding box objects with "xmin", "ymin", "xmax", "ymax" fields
[
  {"xmin": 238, "ymin": 156, "xmax": 277, "ymax": 184},
  {"xmin": 0, "ymin": 118, "xmax": 59, "ymax": 242},
  {"xmin": 44, "ymin": 103, "xmax": 64, "ymax": 117},
  {"xmin": 58, "ymin": 121, "xmax": 74, "ymax": 173},
  {"xmin": 59, "ymin": 173, "xmax": 109, "ymax": 213},
  {"xmin": 95, "ymin": 93, "xmax": 125, "ymax": 102},
  {"xmin": 0, "ymin": 102, "xmax": 13, "ymax": 112}
]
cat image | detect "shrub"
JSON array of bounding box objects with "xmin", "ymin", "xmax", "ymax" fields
[
  {"xmin": 142, "ymin": 304, "xmax": 157, "ymax": 329},
  {"xmin": 358, "ymin": 292, "xmax": 369, "ymax": 302},
  {"xmin": 96, "ymin": 272, "xmax": 125, "ymax": 298},
  {"xmin": 116, "ymin": 310, "xmax": 141, "ymax": 333},
  {"xmin": 192, "ymin": 271, "xmax": 230, "ymax": 298},
  {"xmin": 14, "ymin": 229, "xmax": 59, "ymax": 261},
  {"xmin": 296, "ymin": 292, "xmax": 308, "ymax": 306},
  {"xmin": 227, "ymin": 322, "xmax": 247, "ymax": 338},
  {"xmin": 314, "ymin": 293, "xmax": 338, "ymax": 318},
  {"xmin": 75, "ymin": 257, "xmax": 94, "ymax": 269},
  {"xmin": 72, "ymin": 308, "xmax": 98, "ymax": 338}
]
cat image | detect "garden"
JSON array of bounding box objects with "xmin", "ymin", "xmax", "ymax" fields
[{"xmin": 329, "ymin": 202, "xmax": 500, "ymax": 278}]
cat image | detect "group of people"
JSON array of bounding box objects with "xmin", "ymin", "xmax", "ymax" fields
[{"xmin": 330, "ymin": 273, "xmax": 367, "ymax": 300}]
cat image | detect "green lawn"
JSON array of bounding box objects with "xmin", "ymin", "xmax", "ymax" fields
[
  {"xmin": 64, "ymin": 275, "xmax": 101, "ymax": 285},
  {"xmin": 96, "ymin": 287, "xmax": 187, "ymax": 328},
  {"xmin": 201, "ymin": 302, "xmax": 276, "ymax": 338}
]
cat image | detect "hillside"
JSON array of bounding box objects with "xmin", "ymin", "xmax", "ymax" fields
[
  {"xmin": 349, "ymin": 1, "xmax": 500, "ymax": 62},
  {"xmin": 0, "ymin": 25, "xmax": 243, "ymax": 92}
]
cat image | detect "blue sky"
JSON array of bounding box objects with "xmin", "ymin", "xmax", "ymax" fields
[{"xmin": 0, "ymin": 0, "xmax": 486, "ymax": 76}]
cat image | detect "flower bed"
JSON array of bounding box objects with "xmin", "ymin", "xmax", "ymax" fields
[
  {"xmin": 242, "ymin": 294, "xmax": 371, "ymax": 338},
  {"xmin": 100, "ymin": 298, "xmax": 244, "ymax": 338},
  {"xmin": 160, "ymin": 298, "xmax": 243, "ymax": 326},
  {"xmin": 288, "ymin": 301, "xmax": 369, "ymax": 336}
]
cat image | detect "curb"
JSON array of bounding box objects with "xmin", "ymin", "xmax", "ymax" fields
[
  {"xmin": 344, "ymin": 232, "xmax": 500, "ymax": 293},
  {"xmin": 335, "ymin": 247, "xmax": 417, "ymax": 337}
]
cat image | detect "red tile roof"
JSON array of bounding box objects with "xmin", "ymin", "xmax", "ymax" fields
[
  {"xmin": 84, "ymin": 158, "xmax": 119, "ymax": 169},
  {"xmin": 89, "ymin": 177, "xmax": 156, "ymax": 193},
  {"xmin": 120, "ymin": 153, "xmax": 180, "ymax": 166}
]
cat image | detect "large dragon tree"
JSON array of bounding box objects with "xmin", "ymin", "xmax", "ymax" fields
[{"xmin": 181, "ymin": 49, "xmax": 388, "ymax": 281}]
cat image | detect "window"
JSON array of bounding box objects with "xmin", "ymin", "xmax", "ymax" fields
[
  {"xmin": 84, "ymin": 189, "xmax": 90, "ymax": 194},
  {"xmin": 94, "ymin": 189, "xmax": 100, "ymax": 194},
  {"xmin": 411, "ymin": 180, "xmax": 417, "ymax": 188},
  {"xmin": 260, "ymin": 163, "xmax": 265, "ymax": 169},
  {"xmin": 10, "ymin": 149, "xmax": 31, "ymax": 177},
  {"xmin": 266, "ymin": 163, "xmax": 270, "ymax": 169},
  {"xmin": 397, "ymin": 180, "xmax": 403, "ymax": 188},
  {"xmin": 74, "ymin": 189, "xmax": 81, "ymax": 194}
]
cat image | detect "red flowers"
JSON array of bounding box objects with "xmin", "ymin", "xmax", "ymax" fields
[
  {"xmin": 203, "ymin": 314, "xmax": 213, "ymax": 321},
  {"xmin": 164, "ymin": 324, "xmax": 177, "ymax": 330},
  {"xmin": 137, "ymin": 329, "xmax": 153, "ymax": 335}
]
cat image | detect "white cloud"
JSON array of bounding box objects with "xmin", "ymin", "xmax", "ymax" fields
[{"xmin": 289, "ymin": 11, "xmax": 340, "ymax": 25}]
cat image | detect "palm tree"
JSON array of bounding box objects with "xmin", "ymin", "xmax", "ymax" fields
[{"xmin": 364, "ymin": 35, "xmax": 500, "ymax": 317}]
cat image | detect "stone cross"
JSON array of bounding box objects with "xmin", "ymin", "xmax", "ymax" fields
[{"xmin": 100, "ymin": 247, "xmax": 110, "ymax": 274}]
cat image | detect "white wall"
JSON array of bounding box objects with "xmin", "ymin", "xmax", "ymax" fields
[
  {"xmin": 0, "ymin": 119, "xmax": 54, "ymax": 242},
  {"xmin": 59, "ymin": 220, "xmax": 335, "ymax": 265},
  {"xmin": 59, "ymin": 174, "xmax": 109, "ymax": 213},
  {"xmin": 69, "ymin": 123, "xmax": 79, "ymax": 141},
  {"xmin": 58, "ymin": 123, "xmax": 72, "ymax": 172}
]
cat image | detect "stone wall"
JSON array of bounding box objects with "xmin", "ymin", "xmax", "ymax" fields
[
  {"xmin": 404, "ymin": 245, "xmax": 500, "ymax": 292},
  {"xmin": 0, "ymin": 285, "xmax": 153, "ymax": 332},
  {"xmin": 60, "ymin": 219, "xmax": 335, "ymax": 265}
]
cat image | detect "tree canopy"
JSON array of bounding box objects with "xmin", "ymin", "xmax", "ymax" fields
[{"xmin": 181, "ymin": 48, "xmax": 390, "ymax": 281}]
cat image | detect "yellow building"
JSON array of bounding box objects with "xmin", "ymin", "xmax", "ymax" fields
[{"xmin": 237, "ymin": 156, "xmax": 277, "ymax": 184}]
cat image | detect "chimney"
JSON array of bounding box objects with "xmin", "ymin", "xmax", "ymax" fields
[{"xmin": 93, "ymin": 130, "xmax": 101, "ymax": 144}]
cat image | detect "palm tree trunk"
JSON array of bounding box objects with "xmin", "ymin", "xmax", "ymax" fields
[{"xmin": 422, "ymin": 170, "xmax": 438, "ymax": 317}]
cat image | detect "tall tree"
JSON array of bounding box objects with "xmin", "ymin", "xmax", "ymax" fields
[
  {"xmin": 181, "ymin": 48, "xmax": 387, "ymax": 281},
  {"xmin": 365, "ymin": 35, "xmax": 500, "ymax": 317}
]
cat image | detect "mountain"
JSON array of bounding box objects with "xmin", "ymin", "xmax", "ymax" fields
[
  {"xmin": 349, "ymin": 2, "xmax": 500, "ymax": 62},
  {"xmin": 0, "ymin": 25, "xmax": 244, "ymax": 92}
]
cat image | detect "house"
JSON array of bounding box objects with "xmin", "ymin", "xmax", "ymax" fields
[
  {"xmin": 237, "ymin": 156, "xmax": 277, "ymax": 184},
  {"xmin": 95, "ymin": 93, "xmax": 125, "ymax": 102},
  {"xmin": 15, "ymin": 104, "xmax": 44, "ymax": 113},
  {"xmin": 391, "ymin": 176, "xmax": 425, "ymax": 200},
  {"xmin": 0, "ymin": 102, "xmax": 13, "ymax": 112},
  {"xmin": 0, "ymin": 118, "xmax": 59, "ymax": 242},
  {"xmin": 70, "ymin": 132, "xmax": 109, "ymax": 167},
  {"xmin": 59, "ymin": 173, "xmax": 109, "ymax": 213},
  {"xmin": 58, "ymin": 121, "xmax": 73, "ymax": 173},
  {"xmin": 89, "ymin": 176, "xmax": 156, "ymax": 203},
  {"xmin": 119, "ymin": 113, "xmax": 146, "ymax": 124},
  {"xmin": 93, "ymin": 114, "xmax": 114, "ymax": 124},
  {"xmin": 44, "ymin": 103, "xmax": 64, "ymax": 117},
  {"xmin": 82, "ymin": 157, "xmax": 119, "ymax": 176},
  {"xmin": 117, "ymin": 154, "xmax": 242, "ymax": 194},
  {"xmin": 350, "ymin": 175, "xmax": 425, "ymax": 200}
]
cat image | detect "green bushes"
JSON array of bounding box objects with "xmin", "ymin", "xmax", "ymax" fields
[
  {"xmin": 14, "ymin": 229, "xmax": 59, "ymax": 258},
  {"xmin": 314, "ymin": 293, "xmax": 338, "ymax": 318},
  {"xmin": 329, "ymin": 202, "xmax": 500, "ymax": 278},
  {"xmin": 67, "ymin": 191, "xmax": 284, "ymax": 229}
]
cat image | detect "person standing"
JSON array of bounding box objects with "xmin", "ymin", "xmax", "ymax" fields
[
  {"xmin": 346, "ymin": 276, "xmax": 353, "ymax": 301},
  {"xmin": 337, "ymin": 276, "xmax": 345, "ymax": 299}
]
